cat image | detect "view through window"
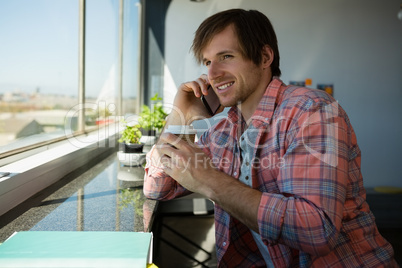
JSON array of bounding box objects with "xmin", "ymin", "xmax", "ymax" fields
[{"xmin": 0, "ymin": 0, "xmax": 141, "ymax": 156}]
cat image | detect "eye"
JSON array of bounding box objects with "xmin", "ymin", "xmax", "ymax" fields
[
  {"xmin": 223, "ymin": 55, "xmax": 233, "ymax": 60},
  {"xmin": 204, "ymin": 60, "xmax": 211, "ymax": 66}
]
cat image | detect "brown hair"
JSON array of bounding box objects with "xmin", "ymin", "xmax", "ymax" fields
[{"xmin": 191, "ymin": 9, "xmax": 281, "ymax": 77}]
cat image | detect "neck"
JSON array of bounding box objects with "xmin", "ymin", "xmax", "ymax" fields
[{"xmin": 238, "ymin": 75, "xmax": 273, "ymax": 123}]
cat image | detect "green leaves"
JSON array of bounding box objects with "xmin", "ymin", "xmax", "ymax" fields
[
  {"xmin": 118, "ymin": 120, "xmax": 142, "ymax": 144},
  {"xmin": 138, "ymin": 93, "xmax": 167, "ymax": 132},
  {"xmin": 150, "ymin": 93, "xmax": 162, "ymax": 102},
  {"xmin": 119, "ymin": 94, "xmax": 167, "ymax": 144}
]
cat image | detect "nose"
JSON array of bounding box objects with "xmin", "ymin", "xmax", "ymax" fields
[{"xmin": 207, "ymin": 61, "xmax": 223, "ymax": 81}]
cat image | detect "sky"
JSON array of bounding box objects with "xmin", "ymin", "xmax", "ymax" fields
[{"xmin": 0, "ymin": 0, "xmax": 139, "ymax": 98}]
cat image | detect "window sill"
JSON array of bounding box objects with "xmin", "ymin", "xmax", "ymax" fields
[{"xmin": 0, "ymin": 125, "xmax": 119, "ymax": 216}]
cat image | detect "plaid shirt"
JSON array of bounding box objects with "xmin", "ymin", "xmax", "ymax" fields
[{"xmin": 144, "ymin": 78, "xmax": 397, "ymax": 267}]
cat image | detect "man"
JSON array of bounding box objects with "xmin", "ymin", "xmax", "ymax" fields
[{"xmin": 144, "ymin": 9, "xmax": 397, "ymax": 267}]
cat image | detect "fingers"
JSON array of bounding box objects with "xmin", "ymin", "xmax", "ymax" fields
[
  {"xmin": 156, "ymin": 132, "xmax": 197, "ymax": 170},
  {"xmin": 156, "ymin": 138, "xmax": 185, "ymax": 176},
  {"xmin": 196, "ymin": 76, "xmax": 210, "ymax": 96},
  {"xmin": 155, "ymin": 141, "xmax": 177, "ymax": 173},
  {"xmin": 159, "ymin": 154, "xmax": 172, "ymax": 172},
  {"xmin": 182, "ymin": 74, "xmax": 210, "ymax": 98},
  {"xmin": 157, "ymin": 132, "xmax": 190, "ymax": 152}
]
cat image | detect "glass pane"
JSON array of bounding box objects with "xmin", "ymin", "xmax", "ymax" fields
[
  {"xmin": 0, "ymin": 0, "xmax": 79, "ymax": 153},
  {"xmin": 122, "ymin": 0, "xmax": 141, "ymax": 115},
  {"xmin": 85, "ymin": 0, "xmax": 120, "ymax": 127},
  {"xmin": 85, "ymin": 0, "xmax": 141, "ymax": 127}
]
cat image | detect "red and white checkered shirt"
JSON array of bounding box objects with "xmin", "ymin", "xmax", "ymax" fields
[{"xmin": 144, "ymin": 77, "xmax": 397, "ymax": 267}]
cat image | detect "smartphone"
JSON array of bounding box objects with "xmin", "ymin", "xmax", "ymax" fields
[{"xmin": 201, "ymin": 85, "xmax": 221, "ymax": 116}]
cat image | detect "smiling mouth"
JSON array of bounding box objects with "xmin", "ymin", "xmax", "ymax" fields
[{"xmin": 217, "ymin": 82, "xmax": 234, "ymax": 91}]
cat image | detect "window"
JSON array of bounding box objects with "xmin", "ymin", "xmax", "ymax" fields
[
  {"xmin": 0, "ymin": 0, "xmax": 78, "ymax": 154},
  {"xmin": 122, "ymin": 0, "xmax": 142, "ymax": 116},
  {"xmin": 85, "ymin": 0, "xmax": 119, "ymax": 128},
  {"xmin": 0, "ymin": 0, "xmax": 142, "ymax": 158}
]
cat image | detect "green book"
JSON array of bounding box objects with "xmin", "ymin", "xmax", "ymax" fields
[{"xmin": 0, "ymin": 231, "xmax": 153, "ymax": 267}]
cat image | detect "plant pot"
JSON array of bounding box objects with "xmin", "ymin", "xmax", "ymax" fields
[
  {"xmin": 140, "ymin": 128, "xmax": 156, "ymax": 136},
  {"xmin": 121, "ymin": 143, "xmax": 144, "ymax": 153}
]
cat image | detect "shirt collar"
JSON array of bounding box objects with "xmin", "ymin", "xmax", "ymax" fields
[{"xmin": 227, "ymin": 77, "xmax": 284, "ymax": 126}]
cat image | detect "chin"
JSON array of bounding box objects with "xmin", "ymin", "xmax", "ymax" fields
[{"xmin": 219, "ymin": 98, "xmax": 238, "ymax": 108}]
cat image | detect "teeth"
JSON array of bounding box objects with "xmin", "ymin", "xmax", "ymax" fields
[{"xmin": 218, "ymin": 82, "xmax": 233, "ymax": 90}]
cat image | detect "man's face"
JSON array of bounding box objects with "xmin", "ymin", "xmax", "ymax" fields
[{"xmin": 202, "ymin": 25, "xmax": 267, "ymax": 109}]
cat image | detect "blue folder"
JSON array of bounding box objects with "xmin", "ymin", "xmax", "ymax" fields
[{"xmin": 0, "ymin": 231, "xmax": 153, "ymax": 267}]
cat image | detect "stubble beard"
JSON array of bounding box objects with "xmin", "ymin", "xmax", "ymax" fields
[{"xmin": 219, "ymin": 84, "xmax": 255, "ymax": 108}]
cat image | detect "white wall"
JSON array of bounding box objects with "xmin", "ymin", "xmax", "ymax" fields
[{"xmin": 164, "ymin": 0, "xmax": 402, "ymax": 188}]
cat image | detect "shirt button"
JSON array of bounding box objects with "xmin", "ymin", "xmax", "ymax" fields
[
  {"xmin": 246, "ymin": 162, "xmax": 249, "ymax": 166},
  {"xmin": 233, "ymin": 172, "xmax": 238, "ymax": 176},
  {"xmin": 222, "ymin": 242, "xmax": 227, "ymax": 247},
  {"xmin": 245, "ymin": 176, "xmax": 249, "ymax": 180}
]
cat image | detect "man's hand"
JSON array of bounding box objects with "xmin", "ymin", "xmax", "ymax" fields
[
  {"xmin": 156, "ymin": 132, "xmax": 262, "ymax": 232},
  {"xmin": 156, "ymin": 132, "xmax": 216, "ymax": 195},
  {"xmin": 167, "ymin": 74, "xmax": 222, "ymax": 125}
]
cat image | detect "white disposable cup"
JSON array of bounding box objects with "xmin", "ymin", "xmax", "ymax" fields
[{"xmin": 164, "ymin": 125, "xmax": 197, "ymax": 145}]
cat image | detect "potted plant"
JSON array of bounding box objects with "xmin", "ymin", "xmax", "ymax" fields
[
  {"xmin": 138, "ymin": 93, "xmax": 167, "ymax": 137},
  {"xmin": 118, "ymin": 120, "xmax": 144, "ymax": 153}
]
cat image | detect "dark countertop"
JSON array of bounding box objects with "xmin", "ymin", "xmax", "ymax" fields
[{"xmin": 0, "ymin": 151, "xmax": 157, "ymax": 243}]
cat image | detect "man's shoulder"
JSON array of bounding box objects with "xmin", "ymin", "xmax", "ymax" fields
[
  {"xmin": 276, "ymin": 85, "xmax": 336, "ymax": 114},
  {"xmin": 272, "ymin": 85, "xmax": 341, "ymax": 126},
  {"xmin": 281, "ymin": 85, "xmax": 334, "ymax": 105}
]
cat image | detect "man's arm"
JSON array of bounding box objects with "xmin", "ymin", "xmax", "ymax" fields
[
  {"xmin": 255, "ymin": 99, "xmax": 350, "ymax": 256},
  {"xmin": 143, "ymin": 75, "xmax": 222, "ymax": 200},
  {"xmin": 156, "ymin": 132, "xmax": 262, "ymax": 232}
]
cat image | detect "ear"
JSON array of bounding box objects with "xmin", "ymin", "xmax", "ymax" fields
[{"xmin": 261, "ymin": 45, "xmax": 274, "ymax": 69}]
